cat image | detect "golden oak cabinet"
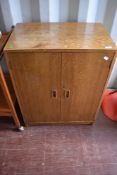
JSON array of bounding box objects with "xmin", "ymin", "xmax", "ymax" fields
[{"xmin": 4, "ymin": 23, "xmax": 117, "ymax": 125}]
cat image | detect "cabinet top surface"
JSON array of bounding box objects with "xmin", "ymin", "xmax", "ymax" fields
[{"xmin": 4, "ymin": 22, "xmax": 117, "ymax": 52}]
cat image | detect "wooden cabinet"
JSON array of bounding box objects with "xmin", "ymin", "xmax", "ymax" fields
[{"xmin": 4, "ymin": 23, "xmax": 117, "ymax": 125}]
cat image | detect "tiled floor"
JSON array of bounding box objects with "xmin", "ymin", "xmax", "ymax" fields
[{"xmin": 0, "ymin": 110, "xmax": 117, "ymax": 175}]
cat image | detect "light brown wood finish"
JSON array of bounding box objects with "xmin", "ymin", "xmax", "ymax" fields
[
  {"xmin": 4, "ymin": 22, "xmax": 117, "ymax": 125},
  {"xmin": 0, "ymin": 85, "xmax": 10, "ymax": 113},
  {"xmin": 61, "ymin": 52, "xmax": 114, "ymax": 122},
  {"xmin": 0, "ymin": 67, "xmax": 21, "ymax": 127},
  {"xmin": 4, "ymin": 23, "xmax": 116, "ymax": 52},
  {"xmin": 6, "ymin": 52, "xmax": 61, "ymax": 124},
  {"xmin": 0, "ymin": 32, "xmax": 21, "ymax": 128}
]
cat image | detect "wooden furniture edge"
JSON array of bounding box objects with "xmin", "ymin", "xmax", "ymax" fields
[
  {"xmin": 4, "ymin": 49, "xmax": 117, "ymax": 53},
  {"xmin": 26, "ymin": 121, "xmax": 95, "ymax": 126},
  {"xmin": 0, "ymin": 66, "xmax": 21, "ymax": 128},
  {"xmin": 4, "ymin": 52, "xmax": 27, "ymax": 125},
  {"xmin": 94, "ymin": 51, "xmax": 117, "ymax": 119}
]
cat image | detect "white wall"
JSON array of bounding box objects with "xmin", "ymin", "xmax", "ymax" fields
[{"xmin": 0, "ymin": 0, "xmax": 117, "ymax": 87}]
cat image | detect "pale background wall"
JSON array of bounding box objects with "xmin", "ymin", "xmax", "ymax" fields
[{"xmin": 0, "ymin": 0, "xmax": 117, "ymax": 87}]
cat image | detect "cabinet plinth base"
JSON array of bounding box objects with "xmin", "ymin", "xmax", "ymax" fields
[{"xmin": 26, "ymin": 121, "xmax": 95, "ymax": 126}]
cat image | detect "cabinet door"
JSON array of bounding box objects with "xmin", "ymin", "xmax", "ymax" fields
[
  {"xmin": 61, "ymin": 52, "xmax": 114, "ymax": 123},
  {"xmin": 6, "ymin": 52, "xmax": 61, "ymax": 124}
]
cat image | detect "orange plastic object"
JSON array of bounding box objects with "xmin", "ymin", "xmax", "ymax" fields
[{"xmin": 102, "ymin": 89, "xmax": 117, "ymax": 121}]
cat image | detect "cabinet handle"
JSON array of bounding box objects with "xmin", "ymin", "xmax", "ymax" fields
[
  {"xmin": 64, "ymin": 90, "xmax": 70, "ymax": 98},
  {"xmin": 52, "ymin": 90, "xmax": 57, "ymax": 98}
]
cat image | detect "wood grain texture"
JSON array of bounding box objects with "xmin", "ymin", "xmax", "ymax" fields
[
  {"xmin": 4, "ymin": 22, "xmax": 117, "ymax": 125},
  {"xmin": 94, "ymin": 52, "xmax": 117, "ymax": 120},
  {"xmin": 6, "ymin": 52, "xmax": 61, "ymax": 124},
  {"xmin": 4, "ymin": 23, "xmax": 117, "ymax": 52},
  {"xmin": 61, "ymin": 52, "xmax": 114, "ymax": 122}
]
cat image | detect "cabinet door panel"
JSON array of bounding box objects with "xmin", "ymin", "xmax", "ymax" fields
[
  {"xmin": 6, "ymin": 52, "xmax": 61, "ymax": 124},
  {"xmin": 61, "ymin": 52, "xmax": 114, "ymax": 122}
]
